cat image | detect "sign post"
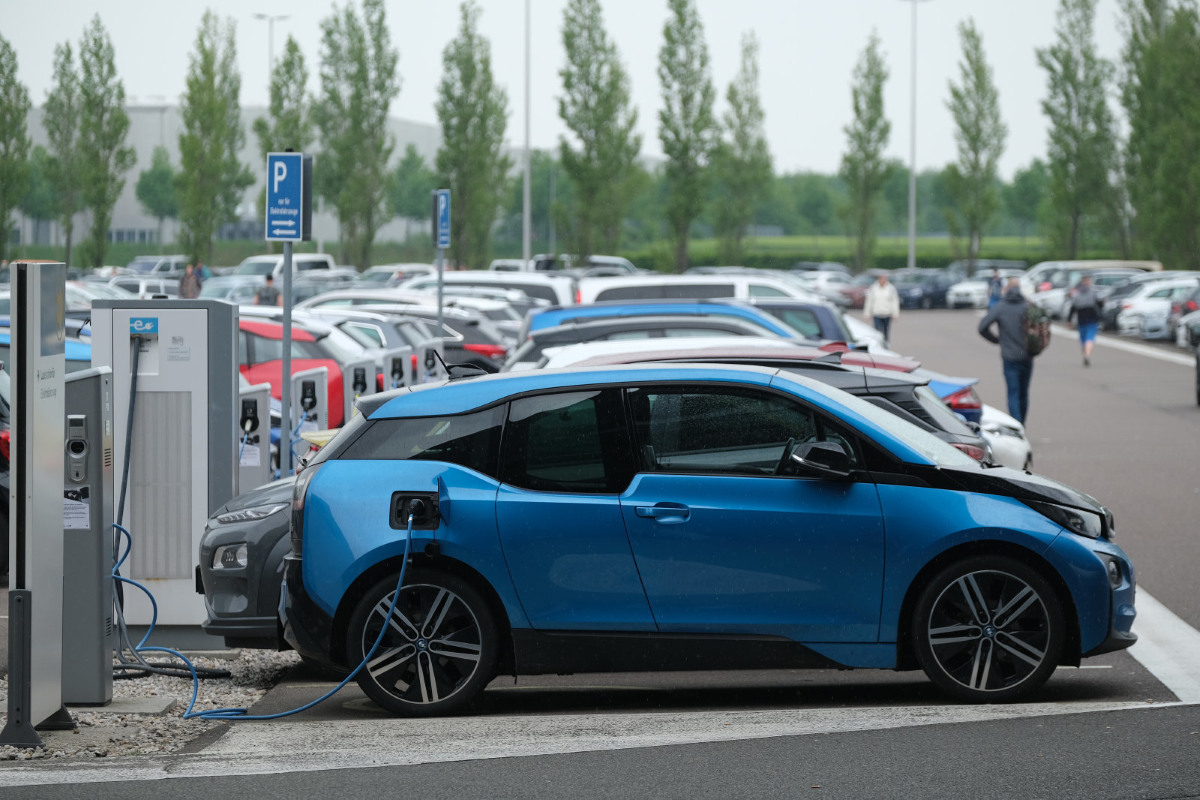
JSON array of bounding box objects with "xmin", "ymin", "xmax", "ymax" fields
[
  {"xmin": 266, "ymin": 152, "xmax": 309, "ymax": 474},
  {"xmin": 433, "ymin": 189, "xmax": 451, "ymax": 368}
]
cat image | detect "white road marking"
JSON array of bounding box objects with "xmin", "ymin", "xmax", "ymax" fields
[
  {"xmin": 0, "ymin": 700, "xmax": 1169, "ymax": 787},
  {"xmin": 1127, "ymin": 590, "xmax": 1200, "ymax": 704},
  {"xmin": 1050, "ymin": 324, "xmax": 1195, "ymax": 367}
]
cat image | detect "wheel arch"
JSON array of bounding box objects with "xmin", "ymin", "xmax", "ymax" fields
[{"xmin": 893, "ymin": 539, "xmax": 1081, "ymax": 671}]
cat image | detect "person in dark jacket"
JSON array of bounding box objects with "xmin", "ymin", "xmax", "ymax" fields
[
  {"xmin": 1067, "ymin": 275, "xmax": 1101, "ymax": 367},
  {"xmin": 179, "ymin": 263, "xmax": 202, "ymax": 299},
  {"xmin": 979, "ymin": 279, "xmax": 1033, "ymax": 423}
]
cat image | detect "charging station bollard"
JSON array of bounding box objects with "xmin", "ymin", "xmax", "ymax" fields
[
  {"xmin": 238, "ymin": 381, "xmax": 272, "ymax": 494},
  {"xmin": 382, "ymin": 345, "xmax": 415, "ymax": 390},
  {"xmin": 341, "ymin": 358, "xmax": 377, "ymax": 423},
  {"xmin": 414, "ymin": 337, "xmax": 447, "ymax": 383}
]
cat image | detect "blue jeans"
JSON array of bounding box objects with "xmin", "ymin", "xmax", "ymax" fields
[
  {"xmin": 1002, "ymin": 359, "xmax": 1033, "ymax": 423},
  {"xmin": 873, "ymin": 316, "xmax": 892, "ymax": 340}
]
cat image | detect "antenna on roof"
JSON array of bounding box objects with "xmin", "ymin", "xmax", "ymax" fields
[
  {"xmin": 432, "ymin": 346, "xmax": 488, "ymax": 381},
  {"xmin": 813, "ymin": 350, "xmax": 843, "ymax": 364}
]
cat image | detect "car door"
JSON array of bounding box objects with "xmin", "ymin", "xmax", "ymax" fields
[
  {"xmin": 619, "ymin": 384, "xmax": 886, "ymax": 642},
  {"xmin": 495, "ymin": 389, "xmax": 656, "ymax": 631}
]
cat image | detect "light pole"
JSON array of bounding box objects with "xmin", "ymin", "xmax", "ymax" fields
[
  {"xmin": 252, "ymin": 13, "xmax": 290, "ymax": 86},
  {"xmin": 901, "ymin": 0, "xmax": 931, "ymax": 271},
  {"xmin": 522, "ymin": 0, "xmax": 532, "ymax": 268}
]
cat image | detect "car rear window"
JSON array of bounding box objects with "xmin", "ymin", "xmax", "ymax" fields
[{"xmin": 340, "ymin": 406, "xmax": 504, "ymax": 477}]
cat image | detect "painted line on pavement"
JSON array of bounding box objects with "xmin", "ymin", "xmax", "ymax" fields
[
  {"xmin": 1127, "ymin": 589, "xmax": 1200, "ymax": 704},
  {"xmin": 0, "ymin": 700, "xmax": 1171, "ymax": 787},
  {"xmin": 1050, "ymin": 324, "xmax": 1195, "ymax": 367}
]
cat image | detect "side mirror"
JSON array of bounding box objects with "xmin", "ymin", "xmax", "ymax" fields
[{"xmin": 790, "ymin": 441, "xmax": 853, "ymax": 480}]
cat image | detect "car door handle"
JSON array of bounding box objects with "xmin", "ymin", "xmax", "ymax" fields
[{"xmin": 635, "ymin": 504, "xmax": 690, "ymax": 522}]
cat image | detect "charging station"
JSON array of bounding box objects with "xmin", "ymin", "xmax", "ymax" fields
[
  {"xmin": 238, "ymin": 381, "xmax": 272, "ymax": 494},
  {"xmin": 340, "ymin": 358, "xmax": 376, "ymax": 423},
  {"xmin": 290, "ymin": 367, "xmax": 328, "ymax": 436},
  {"xmin": 381, "ymin": 345, "xmax": 415, "ymax": 391},
  {"xmin": 91, "ymin": 300, "xmax": 239, "ymax": 629},
  {"xmin": 414, "ymin": 336, "xmax": 447, "ymax": 384},
  {"xmin": 62, "ymin": 367, "xmax": 115, "ymax": 706},
  {"xmin": 2, "ymin": 262, "xmax": 70, "ymax": 746}
]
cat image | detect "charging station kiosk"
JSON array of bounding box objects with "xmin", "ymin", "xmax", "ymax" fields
[
  {"xmin": 238, "ymin": 381, "xmax": 272, "ymax": 494},
  {"xmin": 290, "ymin": 367, "xmax": 328, "ymax": 435},
  {"xmin": 382, "ymin": 345, "xmax": 415, "ymax": 391},
  {"xmin": 415, "ymin": 337, "xmax": 447, "ymax": 383},
  {"xmin": 2, "ymin": 262, "xmax": 70, "ymax": 746},
  {"xmin": 341, "ymin": 358, "xmax": 376, "ymax": 422},
  {"xmin": 91, "ymin": 300, "xmax": 239, "ymax": 628},
  {"xmin": 62, "ymin": 367, "xmax": 115, "ymax": 706}
]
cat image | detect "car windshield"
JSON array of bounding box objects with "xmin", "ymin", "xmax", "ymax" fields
[{"xmin": 236, "ymin": 260, "xmax": 277, "ymax": 276}]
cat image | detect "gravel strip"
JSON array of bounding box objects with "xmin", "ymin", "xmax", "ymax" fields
[{"xmin": 0, "ymin": 649, "xmax": 300, "ymax": 761}]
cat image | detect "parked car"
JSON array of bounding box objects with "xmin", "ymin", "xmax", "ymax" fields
[
  {"xmin": 791, "ymin": 261, "xmax": 850, "ymax": 274},
  {"xmin": 233, "ymin": 253, "xmax": 336, "ymax": 278},
  {"xmin": 782, "ymin": 271, "xmax": 855, "ymax": 308},
  {"xmin": 238, "ymin": 317, "xmax": 354, "ymax": 429},
  {"xmin": 126, "ymin": 255, "xmax": 190, "ymax": 275},
  {"xmin": 397, "ymin": 271, "xmax": 577, "ymax": 306},
  {"xmin": 199, "ymin": 275, "xmax": 263, "ymax": 304},
  {"xmin": 1116, "ymin": 278, "xmax": 1200, "ymax": 338},
  {"xmin": 946, "ymin": 259, "xmax": 1027, "ymax": 279},
  {"xmin": 893, "ymin": 270, "xmax": 955, "ymax": 310},
  {"xmin": 523, "ymin": 300, "xmax": 802, "ymax": 340},
  {"xmin": 839, "ymin": 273, "xmax": 878, "ymax": 309},
  {"xmin": 912, "ymin": 369, "xmax": 984, "ymax": 424},
  {"xmin": 1033, "ymin": 268, "xmax": 1144, "ymax": 319},
  {"xmin": 980, "ymin": 405, "xmax": 1033, "ymax": 471},
  {"xmin": 108, "ymin": 276, "xmax": 180, "ymax": 299},
  {"xmin": 946, "ymin": 269, "xmax": 1026, "ymax": 309},
  {"xmin": 1022, "ymin": 260, "xmax": 1161, "ymax": 299},
  {"xmin": 576, "ymin": 274, "xmax": 818, "ymax": 304},
  {"xmin": 358, "ymin": 264, "xmax": 436, "ymax": 285},
  {"xmin": 283, "ymin": 363, "xmax": 1135, "ymax": 714},
  {"xmin": 530, "ymin": 254, "xmax": 638, "ymax": 274},
  {"xmin": 747, "ymin": 298, "xmax": 893, "ymax": 353}
]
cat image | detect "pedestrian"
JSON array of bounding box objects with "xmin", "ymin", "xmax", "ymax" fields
[
  {"xmin": 197, "ymin": 261, "xmax": 212, "ymax": 280},
  {"xmin": 987, "ymin": 269, "xmax": 1003, "ymax": 308},
  {"xmin": 179, "ymin": 263, "xmax": 202, "ymax": 299},
  {"xmin": 1067, "ymin": 274, "xmax": 1101, "ymax": 367},
  {"xmin": 979, "ymin": 277, "xmax": 1035, "ymax": 423},
  {"xmin": 254, "ymin": 274, "xmax": 282, "ymax": 307},
  {"xmin": 863, "ymin": 272, "xmax": 900, "ymax": 340}
]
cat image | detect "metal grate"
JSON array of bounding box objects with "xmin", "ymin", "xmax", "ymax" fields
[
  {"xmin": 103, "ymin": 447, "xmax": 113, "ymax": 469},
  {"xmin": 128, "ymin": 392, "xmax": 193, "ymax": 579}
]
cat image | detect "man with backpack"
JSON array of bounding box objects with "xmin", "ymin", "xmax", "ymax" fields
[{"xmin": 978, "ymin": 278, "xmax": 1049, "ymax": 424}]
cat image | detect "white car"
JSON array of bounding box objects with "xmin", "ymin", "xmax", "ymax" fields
[
  {"xmin": 397, "ymin": 271, "xmax": 577, "ymax": 306},
  {"xmin": 233, "ymin": 252, "xmax": 336, "ymax": 278},
  {"xmin": 576, "ymin": 274, "xmax": 820, "ymax": 305},
  {"xmin": 947, "ymin": 269, "xmax": 1025, "ymax": 309},
  {"xmin": 1115, "ymin": 278, "xmax": 1200, "ymax": 338},
  {"xmin": 791, "ymin": 270, "xmax": 854, "ymax": 307},
  {"xmin": 980, "ymin": 404, "xmax": 1033, "ymax": 471}
]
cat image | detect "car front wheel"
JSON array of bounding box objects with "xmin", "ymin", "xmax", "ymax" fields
[
  {"xmin": 347, "ymin": 569, "xmax": 498, "ymax": 717},
  {"xmin": 912, "ymin": 556, "xmax": 1064, "ymax": 703}
]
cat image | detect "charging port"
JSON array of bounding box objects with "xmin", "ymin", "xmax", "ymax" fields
[{"xmin": 390, "ymin": 492, "xmax": 440, "ymax": 530}]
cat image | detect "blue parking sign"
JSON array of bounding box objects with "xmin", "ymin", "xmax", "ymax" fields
[
  {"xmin": 435, "ymin": 189, "xmax": 451, "ymax": 249},
  {"xmin": 266, "ymin": 153, "xmax": 304, "ymax": 242}
]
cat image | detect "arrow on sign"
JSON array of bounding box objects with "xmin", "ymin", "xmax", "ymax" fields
[
  {"xmin": 271, "ymin": 230, "xmax": 297, "ymax": 237},
  {"xmin": 273, "ymin": 220, "xmax": 296, "ymax": 227}
]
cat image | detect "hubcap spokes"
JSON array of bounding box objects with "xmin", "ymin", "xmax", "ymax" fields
[
  {"xmin": 362, "ymin": 583, "xmax": 482, "ymax": 705},
  {"xmin": 927, "ymin": 570, "xmax": 1049, "ymax": 693}
]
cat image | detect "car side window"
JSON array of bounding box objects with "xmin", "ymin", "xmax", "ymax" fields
[
  {"xmin": 340, "ymin": 406, "xmax": 505, "ymax": 477},
  {"xmin": 772, "ymin": 309, "xmax": 821, "ymax": 339},
  {"xmin": 238, "ymin": 332, "xmax": 250, "ymax": 366},
  {"xmin": 626, "ymin": 386, "xmax": 822, "ymax": 476},
  {"xmin": 501, "ymin": 389, "xmax": 635, "ymax": 493},
  {"xmin": 749, "ymin": 284, "xmax": 789, "ymax": 298}
]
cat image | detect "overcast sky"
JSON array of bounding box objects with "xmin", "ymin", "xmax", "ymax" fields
[{"xmin": 5, "ymin": 0, "xmax": 1126, "ymax": 180}]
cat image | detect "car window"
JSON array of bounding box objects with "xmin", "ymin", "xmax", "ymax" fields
[
  {"xmin": 340, "ymin": 406, "xmax": 504, "ymax": 477},
  {"xmin": 296, "ymin": 260, "xmax": 329, "ymax": 271},
  {"xmin": 342, "ymin": 322, "xmax": 385, "ymax": 347},
  {"xmin": 236, "ymin": 260, "xmax": 277, "ymax": 276},
  {"xmin": 769, "ymin": 308, "xmax": 822, "ymax": 339},
  {"xmin": 627, "ymin": 386, "xmax": 831, "ymax": 476},
  {"xmin": 1149, "ymin": 288, "xmax": 1174, "ymax": 298},
  {"xmin": 238, "ymin": 332, "xmax": 250, "ymax": 366},
  {"xmin": 749, "ymin": 284, "xmax": 789, "ymax": 298},
  {"xmin": 247, "ymin": 333, "xmax": 322, "ymax": 362},
  {"xmin": 913, "ymin": 386, "xmax": 975, "ymax": 436},
  {"xmin": 501, "ymin": 389, "xmax": 634, "ymax": 493}
]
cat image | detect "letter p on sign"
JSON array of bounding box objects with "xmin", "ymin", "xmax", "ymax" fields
[{"xmin": 273, "ymin": 160, "xmax": 288, "ymax": 193}]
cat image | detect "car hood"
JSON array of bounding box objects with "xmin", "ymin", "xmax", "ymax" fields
[
  {"xmin": 933, "ymin": 463, "xmax": 1106, "ymax": 518},
  {"xmin": 215, "ymin": 476, "xmax": 297, "ymax": 516}
]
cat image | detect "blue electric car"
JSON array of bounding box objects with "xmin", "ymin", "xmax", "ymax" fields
[{"xmin": 283, "ymin": 364, "xmax": 1136, "ymax": 716}]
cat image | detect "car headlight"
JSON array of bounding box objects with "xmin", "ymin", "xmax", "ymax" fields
[
  {"xmin": 215, "ymin": 503, "xmax": 288, "ymax": 526},
  {"xmin": 212, "ymin": 543, "xmax": 249, "ymax": 569},
  {"xmin": 1023, "ymin": 500, "xmax": 1105, "ymax": 539}
]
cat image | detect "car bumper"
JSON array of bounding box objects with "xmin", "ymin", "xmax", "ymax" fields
[
  {"xmin": 282, "ymin": 554, "xmax": 342, "ymax": 670},
  {"xmin": 198, "ymin": 516, "xmax": 290, "ymax": 649}
]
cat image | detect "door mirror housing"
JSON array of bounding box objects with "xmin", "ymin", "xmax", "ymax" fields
[{"xmin": 790, "ymin": 441, "xmax": 853, "ymax": 480}]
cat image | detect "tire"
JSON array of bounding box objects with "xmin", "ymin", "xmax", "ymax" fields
[
  {"xmin": 347, "ymin": 568, "xmax": 498, "ymax": 717},
  {"xmin": 912, "ymin": 556, "xmax": 1064, "ymax": 703}
]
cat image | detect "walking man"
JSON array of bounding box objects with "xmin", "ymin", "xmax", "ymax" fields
[
  {"xmin": 254, "ymin": 274, "xmax": 282, "ymax": 307},
  {"xmin": 979, "ymin": 277, "xmax": 1034, "ymax": 423},
  {"xmin": 179, "ymin": 263, "xmax": 202, "ymax": 299},
  {"xmin": 863, "ymin": 272, "xmax": 900, "ymax": 340},
  {"xmin": 1067, "ymin": 274, "xmax": 1101, "ymax": 367},
  {"xmin": 987, "ymin": 269, "xmax": 1003, "ymax": 308}
]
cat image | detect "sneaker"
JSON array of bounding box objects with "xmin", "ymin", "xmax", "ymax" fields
[{"xmin": 1084, "ymin": 356, "xmax": 1090, "ymax": 367}]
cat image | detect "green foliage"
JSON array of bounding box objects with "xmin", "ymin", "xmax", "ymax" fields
[
  {"xmin": 20, "ymin": 145, "xmax": 56, "ymax": 223},
  {"xmin": 177, "ymin": 11, "xmax": 253, "ymax": 266},
  {"xmin": 498, "ymin": 150, "xmax": 570, "ymax": 251},
  {"xmin": 0, "ymin": 33, "xmax": 32, "ymax": 260},
  {"xmin": 658, "ymin": 0, "xmax": 717, "ymax": 271},
  {"xmin": 944, "ymin": 19, "xmax": 1007, "ymax": 273},
  {"xmin": 77, "ymin": 17, "xmax": 136, "ymax": 268},
  {"xmin": 315, "ymin": 0, "xmax": 401, "ymax": 269},
  {"xmin": 44, "ymin": 41, "xmax": 84, "ymax": 266},
  {"xmin": 558, "ymin": 0, "xmax": 642, "ymax": 259},
  {"xmin": 1120, "ymin": 0, "xmax": 1200, "ymax": 269},
  {"xmin": 252, "ymin": 35, "xmax": 314, "ymax": 242},
  {"xmin": 1004, "ymin": 159, "xmax": 1049, "ymax": 243},
  {"xmin": 388, "ymin": 144, "xmax": 438, "ymax": 244},
  {"xmin": 136, "ymin": 146, "xmax": 178, "ymax": 252},
  {"xmin": 435, "ymin": 1, "xmax": 511, "ymax": 269},
  {"xmin": 839, "ymin": 32, "xmax": 892, "ymax": 271},
  {"xmin": 713, "ymin": 33, "xmax": 772, "ymax": 265},
  {"xmin": 1037, "ymin": 0, "xmax": 1120, "ymax": 259}
]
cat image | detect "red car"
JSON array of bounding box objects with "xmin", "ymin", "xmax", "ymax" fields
[{"xmin": 238, "ymin": 318, "xmax": 347, "ymax": 428}]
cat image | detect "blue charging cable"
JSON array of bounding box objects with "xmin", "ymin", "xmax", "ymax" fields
[{"xmin": 111, "ymin": 512, "xmax": 414, "ymax": 721}]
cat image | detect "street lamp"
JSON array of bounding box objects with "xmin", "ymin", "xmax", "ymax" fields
[
  {"xmin": 252, "ymin": 13, "xmax": 290, "ymax": 85},
  {"xmin": 900, "ymin": 0, "xmax": 932, "ymax": 272},
  {"xmin": 522, "ymin": 0, "xmax": 532, "ymax": 267}
]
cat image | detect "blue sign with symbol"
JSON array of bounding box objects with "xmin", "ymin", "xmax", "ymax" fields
[
  {"xmin": 130, "ymin": 318, "xmax": 158, "ymax": 334},
  {"xmin": 435, "ymin": 189, "xmax": 451, "ymax": 249},
  {"xmin": 266, "ymin": 153, "xmax": 304, "ymax": 242}
]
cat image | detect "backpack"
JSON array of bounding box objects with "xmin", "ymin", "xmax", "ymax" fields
[{"xmin": 1024, "ymin": 304, "xmax": 1052, "ymax": 356}]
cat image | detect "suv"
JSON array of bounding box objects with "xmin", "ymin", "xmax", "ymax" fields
[
  {"xmin": 234, "ymin": 253, "xmax": 336, "ymax": 278},
  {"xmin": 283, "ymin": 364, "xmax": 1136, "ymax": 715}
]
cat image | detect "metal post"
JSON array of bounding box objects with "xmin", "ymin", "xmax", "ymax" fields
[
  {"xmin": 522, "ymin": 0, "xmax": 532, "ymax": 269},
  {"xmin": 906, "ymin": 0, "xmax": 921, "ymax": 272},
  {"xmin": 549, "ymin": 164, "xmax": 557, "ymax": 256},
  {"xmin": 282, "ymin": 241, "xmax": 293, "ymax": 474},
  {"xmin": 436, "ymin": 248, "xmax": 445, "ymax": 341}
]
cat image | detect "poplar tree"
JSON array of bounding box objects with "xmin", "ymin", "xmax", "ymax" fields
[
  {"xmin": 713, "ymin": 32, "xmax": 772, "ymax": 265},
  {"xmin": 839, "ymin": 32, "xmax": 892, "ymax": 272},
  {"xmin": 44, "ymin": 42, "xmax": 84, "ymax": 267},
  {"xmin": 77, "ymin": 16, "xmax": 136, "ymax": 268},
  {"xmin": 136, "ymin": 147, "xmax": 178, "ymax": 252},
  {"xmin": 558, "ymin": 0, "xmax": 642, "ymax": 259},
  {"xmin": 435, "ymin": 1, "xmax": 511, "ymax": 269},
  {"xmin": 658, "ymin": 0, "xmax": 717, "ymax": 272},
  {"xmin": 177, "ymin": 12, "xmax": 253, "ymax": 265},
  {"xmin": 0, "ymin": 33, "xmax": 31, "ymax": 260},
  {"xmin": 944, "ymin": 20, "xmax": 1006, "ymax": 276},
  {"xmin": 253, "ymin": 35, "xmax": 313, "ymax": 249},
  {"xmin": 315, "ymin": 0, "xmax": 401, "ymax": 269},
  {"xmin": 1004, "ymin": 159, "xmax": 1049, "ymax": 245}
]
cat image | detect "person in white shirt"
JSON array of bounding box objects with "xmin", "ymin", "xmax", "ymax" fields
[{"xmin": 863, "ymin": 273, "xmax": 901, "ymax": 340}]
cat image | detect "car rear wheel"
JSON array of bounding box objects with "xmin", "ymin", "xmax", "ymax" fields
[
  {"xmin": 912, "ymin": 556, "xmax": 1064, "ymax": 703},
  {"xmin": 347, "ymin": 569, "xmax": 498, "ymax": 717}
]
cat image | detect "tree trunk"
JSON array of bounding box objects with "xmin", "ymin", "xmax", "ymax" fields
[
  {"xmin": 674, "ymin": 226, "xmax": 689, "ymax": 273},
  {"xmin": 64, "ymin": 222, "xmax": 73, "ymax": 268},
  {"xmin": 158, "ymin": 217, "xmax": 164, "ymax": 255}
]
